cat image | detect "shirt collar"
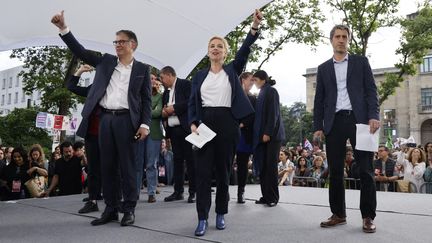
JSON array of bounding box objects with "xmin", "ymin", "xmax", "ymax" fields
[
  {"xmin": 333, "ymin": 54, "xmax": 349, "ymax": 63},
  {"xmin": 117, "ymin": 58, "xmax": 134, "ymax": 68}
]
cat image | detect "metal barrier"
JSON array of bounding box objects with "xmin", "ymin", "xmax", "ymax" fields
[
  {"xmin": 292, "ymin": 176, "xmax": 321, "ymax": 188},
  {"xmin": 419, "ymin": 182, "xmax": 432, "ymax": 194}
]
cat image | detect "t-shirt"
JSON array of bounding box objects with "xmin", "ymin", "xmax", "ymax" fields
[
  {"xmin": 54, "ymin": 156, "xmax": 82, "ymax": 196},
  {"xmin": 278, "ymin": 161, "xmax": 295, "ymax": 172}
]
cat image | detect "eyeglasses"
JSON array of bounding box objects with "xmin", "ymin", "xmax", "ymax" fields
[
  {"xmin": 378, "ymin": 150, "xmax": 385, "ymax": 152},
  {"xmin": 113, "ymin": 40, "xmax": 131, "ymax": 46}
]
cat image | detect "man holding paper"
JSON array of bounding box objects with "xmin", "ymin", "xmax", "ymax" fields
[{"xmin": 313, "ymin": 24, "xmax": 380, "ymax": 233}]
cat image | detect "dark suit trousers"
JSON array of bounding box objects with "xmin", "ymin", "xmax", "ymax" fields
[
  {"xmin": 326, "ymin": 112, "xmax": 376, "ymax": 219},
  {"xmin": 258, "ymin": 140, "xmax": 280, "ymax": 204},
  {"xmin": 195, "ymin": 107, "xmax": 239, "ymax": 220},
  {"xmin": 85, "ymin": 135, "xmax": 102, "ymax": 200},
  {"xmin": 99, "ymin": 111, "xmax": 137, "ymax": 213},
  {"xmin": 236, "ymin": 152, "xmax": 250, "ymax": 192},
  {"xmin": 171, "ymin": 126, "xmax": 195, "ymax": 194}
]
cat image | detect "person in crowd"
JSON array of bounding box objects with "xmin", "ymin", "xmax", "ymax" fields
[
  {"xmin": 313, "ymin": 24, "xmax": 380, "ymax": 233},
  {"xmin": 42, "ymin": 141, "xmax": 83, "ymax": 197},
  {"xmin": 52, "ymin": 10, "xmax": 152, "ymax": 227},
  {"xmin": 397, "ymin": 147, "xmax": 426, "ymax": 192},
  {"xmin": 253, "ymin": 70, "xmax": 285, "ymax": 207},
  {"xmin": 73, "ymin": 141, "xmax": 88, "ymax": 194},
  {"xmin": 344, "ymin": 148, "xmax": 355, "ymax": 178},
  {"xmin": 4, "ymin": 147, "xmax": 13, "ymax": 166},
  {"xmin": 374, "ymin": 146, "xmax": 398, "ymax": 192},
  {"xmin": 424, "ymin": 142, "xmax": 432, "ymax": 166},
  {"xmin": 300, "ymin": 148, "xmax": 313, "ymax": 168},
  {"xmin": 236, "ymin": 72, "xmax": 256, "ymax": 203},
  {"xmin": 47, "ymin": 151, "xmax": 61, "ymax": 192},
  {"xmin": 278, "ymin": 150, "xmax": 295, "ymax": 186},
  {"xmin": 293, "ymin": 156, "xmax": 310, "ymax": 186},
  {"xmin": 309, "ymin": 156, "xmax": 327, "ymax": 187},
  {"xmin": 0, "ymin": 147, "xmax": 31, "ymax": 200},
  {"xmin": 159, "ymin": 138, "xmax": 174, "ymax": 186},
  {"xmin": 27, "ymin": 144, "xmax": 48, "ymax": 179},
  {"xmin": 67, "ymin": 64, "xmax": 103, "ymax": 214},
  {"xmin": 0, "ymin": 148, "xmax": 5, "ymax": 174},
  {"xmin": 188, "ymin": 9, "xmax": 262, "ymax": 236},
  {"xmin": 143, "ymin": 73, "xmax": 163, "ymax": 203},
  {"xmin": 160, "ymin": 66, "xmax": 196, "ymax": 203},
  {"xmin": 424, "ymin": 159, "xmax": 432, "ymax": 193}
]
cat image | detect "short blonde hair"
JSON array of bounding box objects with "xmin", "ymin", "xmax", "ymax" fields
[{"xmin": 208, "ymin": 36, "xmax": 230, "ymax": 61}]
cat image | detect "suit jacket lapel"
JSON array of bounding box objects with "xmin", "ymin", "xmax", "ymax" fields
[
  {"xmin": 128, "ymin": 60, "xmax": 139, "ymax": 93},
  {"xmin": 346, "ymin": 55, "xmax": 354, "ymax": 84},
  {"xmin": 328, "ymin": 59, "xmax": 337, "ymax": 88}
]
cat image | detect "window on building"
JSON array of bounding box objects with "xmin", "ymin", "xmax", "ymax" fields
[
  {"xmin": 2, "ymin": 79, "xmax": 5, "ymax": 89},
  {"xmin": 421, "ymin": 88, "xmax": 432, "ymax": 111},
  {"xmin": 7, "ymin": 93, "xmax": 11, "ymax": 104},
  {"xmin": 14, "ymin": 92, "xmax": 18, "ymax": 104},
  {"xmin": 1, "ymin": 95, "xmax": 4, "ymax": 106},
  {"xmin": 21, "ymin": 92, "xmax": 26, "ymax": 103},
  {"xmin": 420, "ymin": 56, "xmax": 432, "ymax": 73},
  {"xmin": 383, "ymin": 109, "xmax": 396, "ymax": 121},
  {"xmin": 16, "ymin": 76, "xmax": 20, "ymax": 87},
  {"xmin": 8, "ymin": 77, "xmax": 12, "ymax": 88}
]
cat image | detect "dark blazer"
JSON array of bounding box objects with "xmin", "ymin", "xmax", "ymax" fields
[
  {"xmin": 67, "ymin": 75, "xmax": 91, "ymax": 97},
  {"xmin": 188, "ymin": 32, "xmax": 257, "ymax": 125},
  {"xmin": 255, "ymin": 85, "xmax": 285, "ymax": 144},
  {"xmin": 162, "ymin": 78, "xmax": 191, "ymax": 137},
  {"xmin": 60, "ymin": 32, "xmax": 152, "ymax": 137},
  {"xmin": 313, "ymin": 54, "xmax": 379, "ymax": 135}
]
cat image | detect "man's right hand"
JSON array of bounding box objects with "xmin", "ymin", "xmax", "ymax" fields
[
  {"xmin": 51, "ymin": 10, "xmax": 67, "ymax": 30},
  {"xmin": 191, "ymin": 124, "xmax": 198, "ymax": 134}
]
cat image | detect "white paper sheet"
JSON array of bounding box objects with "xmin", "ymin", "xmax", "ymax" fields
[
  {"xmin": 355, "ymin": 124, "xmax": 380, "ymax": 152},
  {"xmin": 185, "ymin": 123, "xmax": 216, "ymax": 149}
]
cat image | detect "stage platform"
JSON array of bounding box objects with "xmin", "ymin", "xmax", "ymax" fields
[{"xmin": 1, "ymin": 185, "xmax": 431, "ymax": 243}]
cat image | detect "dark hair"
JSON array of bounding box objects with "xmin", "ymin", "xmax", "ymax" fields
[
  {"xmin": 11, "ymin": 147, "xmax": 28, "ymax": 166},
  {"xmin": 60, "ymin": 141, "xmax": 73, "ymax": 153},
  {"xmin": 239, "ymin": 72, "xmax": 253, "ymax": 84},
  {"xmin": 378, "ymin": 145, "xmax": 389, "ymax": 152},
  {"xmin": 160, "ymin": 66, "xmax": 177, "ymax": 77},
  {"xmin": 281, "ymin": 150, "xmax": 292, "ymax": 160},
  {"xmin": 73, "ymin": 141, "xmax": 85, "ymax": 150},
  {"xmin": 330, "ymin": 24, "xmax": 351, "ymax": 40},
  {"xmin": 253, "ymin": 70, "xmax": 276, "ymax": 86},
  {"xmin": 116, "ymin": 30, "xmax": 138, "ymax": 50}
]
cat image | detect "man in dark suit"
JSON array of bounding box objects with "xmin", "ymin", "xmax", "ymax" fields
[
  {"xmin": 160, "ymin": 66, "xmax": 196, "ymax": 203},
  {"xmin": 313, "ymin": 24, "xmax": 380, "ymax": 233},
  {"xmin": 51, "ymin": 11, "xmax": 151, "ymax": 226}
]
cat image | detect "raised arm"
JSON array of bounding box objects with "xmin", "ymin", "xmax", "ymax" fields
[{"xmin": 66, "ymin": 64, "xmax": 94, "ymax": 97}]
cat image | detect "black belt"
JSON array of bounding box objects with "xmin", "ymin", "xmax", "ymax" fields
[
  {"xmin": 101, "ymin": 107, "xmax": 129, "ymax": 115},
  {"xmin": 336, "ymin": 110, "xmax": 353, "ymax": 116}
]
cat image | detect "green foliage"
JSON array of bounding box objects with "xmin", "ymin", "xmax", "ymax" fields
[
  {"xmin": 280, "ymin": 102, "xmax": 314, "ymax": 147},
  {"xmin": 10, "ymin": 46, "xmax": 85, "ymax": 115},
  {"xmin": 188, "ymin": 0, "xmax": 324, "ymax": 78},
  {"xmin": 0, "ymin": 108, "xmax": 51, "ymax": 149},
  {"xmin": 327, "ymin": 0, "xmax": 400, "ymax": 56}
]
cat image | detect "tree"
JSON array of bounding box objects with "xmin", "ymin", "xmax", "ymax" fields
[
  {"xmin": 327, "ymin": 0, "xmax": 400, "ymax": 56},
  {"xmin": 10, "ymin": 47, "xmax": 84, "ymax": 115},
  {"xmin": 379, "ymin": 3, "xmax": 432, "ymax": 104},
  {"xmin": 188, "ymin": 0, "xmax": 324, "ymax": 78},
  {"xmin": 280, "ymin": 102, "xmax": 314, "ymax": 147},
  {"xmin": 0, "ymin": 108, "xmax": 51, "ymax": 149}
]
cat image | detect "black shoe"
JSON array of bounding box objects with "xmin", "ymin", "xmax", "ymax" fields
[
  {"xmin": 164, "ymin": 192, "xmax": 184, "ymax": 202},
  {"xmin": 82, "ymin": 197, "xmax": 89, "ymax": 202},
  {"xmin": 237, "ymin": 192, "xmax": 245, "ymax": 204},
  {"xmin": 120, "ymin": 212, "xmax": 135, "ymax": 226},
  {"xmin": 194, "ymin": 220, "xmax": 208, "ymax": 236},
  {"xmin": 79, "ymin": 201, "xmax": 99, "ymax": 214},
  {"xmin": 148, "ymin": 195, "xmax": 156, "ymax": 203},
  {"xmin": 255, "ymin": 197, "xmax": 266, "ymax": 204},
  {"xmin": 187, "ymin": 193, "xmax": 195, "ymax": 203},
  {"xmin": 91, "ymin": 211, "xmax": 118, "ymax": 226}
]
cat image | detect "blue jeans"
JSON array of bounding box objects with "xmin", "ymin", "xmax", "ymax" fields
[{"xmin": 146, "ymin": 138, "xmax": 161, "ymax": 195}]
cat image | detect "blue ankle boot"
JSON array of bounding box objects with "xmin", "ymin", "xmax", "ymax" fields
[
  {"xmin": 216, "ymin": 214, "xmax": 225, "ymax": 230},
  {"xmin": 194, "ymin": 220, "xmax": 208, "ymax": 236}
]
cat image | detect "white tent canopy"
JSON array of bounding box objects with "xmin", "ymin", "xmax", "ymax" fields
[{"xmin": 1, "ymin": 0, "xmax": 272, "ymax": 77}]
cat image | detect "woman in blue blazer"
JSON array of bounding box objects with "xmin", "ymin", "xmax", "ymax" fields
[
  {"xmin": 252, "ymin": 70, "xmax": 285, "ymax": 207},
  {"xmin": 188, "ymin": 10, "xmax": 263, "ymax": 237}
]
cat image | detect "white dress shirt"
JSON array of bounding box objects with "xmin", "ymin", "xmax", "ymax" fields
[
  {"xmin": 200, "ymin": 70, "xmax": 231, "ymax": 107},
  {"xmin": 99, "ymin": 60, "xmax": 133, "ymax": 110},
  {"xmin": 333, "ymin": 54, "xmax": 352, "ymax": 112},
  {"xmin": 167, "ymin": 78, "xmax": 181, "ymax": 127}
]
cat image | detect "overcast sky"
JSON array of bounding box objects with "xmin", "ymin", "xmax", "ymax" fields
[{"xmin": 0, "ymin": 0, "xmax": 421, "ymax": 107}]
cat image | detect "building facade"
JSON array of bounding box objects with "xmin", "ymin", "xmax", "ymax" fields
[{"xmin": 304, "ymin": 56, "xmax": 432, "ymax": 146}]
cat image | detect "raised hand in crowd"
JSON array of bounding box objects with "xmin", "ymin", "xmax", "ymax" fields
[
  {"xmin": 74, "ymin": 64, "xmax": 94, "ymax": 76},
  {"xmin": 51, "ymin": 10, "xmax": 67, "ymax": 30}
]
